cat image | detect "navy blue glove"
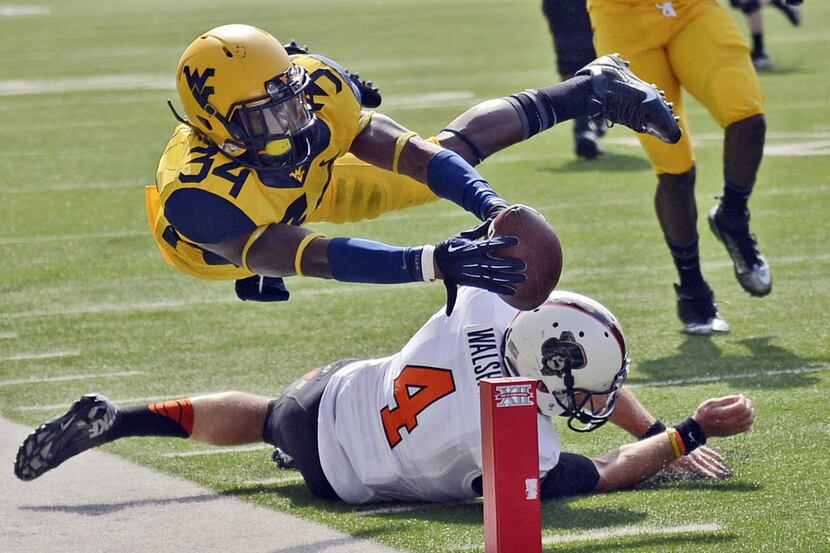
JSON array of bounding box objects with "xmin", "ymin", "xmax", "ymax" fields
[{"xmin": 435, "ymin": 235, "xmax": 526, "ymax": 315}]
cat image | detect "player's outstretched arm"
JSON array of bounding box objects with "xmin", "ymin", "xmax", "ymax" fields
[
  {"xmin": 349, "ymin": 112, "xmax": 508, "ymax": 221},
  {"xmin": 201, "ymin": 220, "xmax": 525, "ymax": 307},
  {"xmin": 592, "ymin": 394, "xmax": 756, "ymax": 492},
  {"xmin": 606, "ymin": 388, "xmax": 732, "ymax": 480}
]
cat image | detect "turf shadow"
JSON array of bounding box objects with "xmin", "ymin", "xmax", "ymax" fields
[
  {"xmin": 633, "ymin": 334, "xmax": 828, "ymax": 390},
  {"xmin": 537, "ymin": 151, "xmax": 652, "ymax": 174},
  {"xmin": 547, "ymin": 531, "xmax": 737, "ymax": 553},
  {"xmin": 18, "ymin": 491, "xmax": 222, "ymax": 516}
]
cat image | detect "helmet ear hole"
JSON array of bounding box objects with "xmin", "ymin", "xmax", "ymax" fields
[
  {"xmin": 222, "ymin": 46, "xmax": 234, "ymax": 58},
  {"xmin": 198, "ymin": 116, "xmax": 213, "ymax": 131}
]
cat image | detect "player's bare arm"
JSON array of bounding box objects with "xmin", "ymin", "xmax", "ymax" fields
[
  {"xmin": 606, "ymin": 387, "xmax": 732, "ymax": 480},
  {"xmin": 607, "ymin": 387, "xmax": 661, "ymax": 438},
  {"xmin": 348, "ymin": 112, "xmax": 444, "ymax": 182},
  {"xmin": 196, "ymin": 224, "xmax": 334, "ymax": 278},
  {"xmin": 592, "ymin": 394, "xmax": 756, "ymax": 492},
  {"xmin": 196, "ymin": 210, "xmax": 527, "ymax": 314}
]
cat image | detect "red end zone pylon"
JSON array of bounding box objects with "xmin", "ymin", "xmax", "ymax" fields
[{"xmin": 480, "ymin": 377, "xmax": 542, "ymax": 553}]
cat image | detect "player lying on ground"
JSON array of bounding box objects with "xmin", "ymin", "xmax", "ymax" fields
[
  {"xmin": 148, "ymin": 24, "xmax": 680, "ymax": 310},
  {"xmin": 16, "ymin": 289, "xmax": 754, "ymax": 502}
]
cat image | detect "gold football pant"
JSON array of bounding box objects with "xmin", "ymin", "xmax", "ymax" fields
[{"xmin": 589, "ymin": 0, "xmax": 765, "ymax": 174}]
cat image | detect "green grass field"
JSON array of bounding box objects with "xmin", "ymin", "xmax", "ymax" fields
[{"xmin": 2, "ymin": 1, "xmax": 829, "ymax": 551}]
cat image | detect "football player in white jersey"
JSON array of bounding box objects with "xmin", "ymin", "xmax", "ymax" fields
[{"xmin": 15, "ymin": 290, "xmax": 755, "ymax": 503}]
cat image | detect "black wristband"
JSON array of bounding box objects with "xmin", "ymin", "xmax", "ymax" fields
[
  {"xmin": 674, "ymin": 417, "xmax": 707, "ymax": 454},
  {"xmin": 640, "ymin": 419, "xmax": 668, "ymax": 440}
]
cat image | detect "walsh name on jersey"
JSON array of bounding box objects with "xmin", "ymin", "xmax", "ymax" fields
[{"xmin": 464, "ymin": 326, "xmax": 504, "ymax": 382}]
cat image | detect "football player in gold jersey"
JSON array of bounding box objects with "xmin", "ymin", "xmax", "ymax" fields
[
  {"xmin": 586, "ymin": 0, "xmax": 801, "ymax": 333},
  {"xmin": 147, "ymin": 24, "xmax": 680, "ymax": 311}
]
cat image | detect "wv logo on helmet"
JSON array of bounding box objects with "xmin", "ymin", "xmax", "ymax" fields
[{"xmin": 183, "ymin": 66, "xmax": 215, "ymax": 108}]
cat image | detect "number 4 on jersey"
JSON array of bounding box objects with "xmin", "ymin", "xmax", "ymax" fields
[{"xmin": 380, "ymin": 365, "xmax": 456, "ymax": 448}]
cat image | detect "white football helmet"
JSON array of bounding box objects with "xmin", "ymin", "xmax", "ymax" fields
[{"xmin": 503, "ymin": 291, "xmax": 629, "ymax": 431}]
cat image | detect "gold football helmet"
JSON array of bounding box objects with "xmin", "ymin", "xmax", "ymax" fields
[{"xmin": 173, "ymin": 24, "xmax": 315, "ymax": 169}]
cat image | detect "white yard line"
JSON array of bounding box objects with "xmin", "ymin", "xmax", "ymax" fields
[
  {"xmin": 0, "ymin": 371, "xmax": 143, "ymax": 387},
  {"xmin": 542, "ymin": 522, "xmax": 724, "ymax": 545},
  {"xmin": 240, "ymin": 476, "xmax": 305, "ymax": 487},
  {"xmin": 0, "ymin": 74, "xmax": 172, "ymax": 96},
  {"xmin": 606, "ymin": 130, "xmax": 830, "ymax": 154},
  {"xmin": 0, "ymin": 350, "xmax": 80, "ymax": 362},
  {"xmin": 0, "ymin": 332, "xmax": 19, "ymax": 339},
  {"xmin": 2, "ymin": 181, "xmax": 141, "ymax": 194},
  {"xmin": 565, "ymin": 252, "xmax": 830, "ymax": 279},
  {"xmin": 0, "ymin": 230, "xmax": 144, "ymax": 245},
  {"xmin": 0, "ymin": 6, "xmax": 50, "ymax": 16},
  {"xmin": 457, "ymin": 522, "xmax": 723, "ymax": 550},
  {"xmin": 631, "ymin": 366, "xmax": 830, "ymax": 389},
  {"xmin": 3, "ymin": 298, "xmax": 239, "ymax": 319},
  {"xmin": 1, "ymin": 283, "xmax": 410, "ymax": 319},
  {"xmin": 161, "ymin": 444, "xmax": 272, "ymax": 458}
]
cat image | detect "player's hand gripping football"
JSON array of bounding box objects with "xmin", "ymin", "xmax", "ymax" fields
[{"xmin": 434, "ymin": 234, "xmax": 526, "ymax": 316}]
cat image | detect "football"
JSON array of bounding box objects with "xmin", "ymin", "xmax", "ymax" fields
[{"xmin": 489, "ymin": 205, "xmax": 563, "ymax": 310}]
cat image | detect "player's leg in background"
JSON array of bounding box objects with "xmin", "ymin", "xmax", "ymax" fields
[
  {"xmin": 541, "ymin": 0, "xmax": 605, "ymax": 159},
  {"xmin": 768, "ymin": 0, "xmax": 801, "ymax": 27},
  {"xmin": 589, "ymin": 4, "xmax": 728, "ymax": 334},
  {"xmin": 731, "ymin": 0, "xmax": 802, "ymax": 71},
  {"xmin": 14, "ymin": 392, "xmax": 272, "ymax": 481},
  {"xmin": 670, "ymin": 1, "xmax": 771, "ymax": 299},
  {"xmin": 731, "ymin": 0, "xmax": 773, "ymax": 70}
]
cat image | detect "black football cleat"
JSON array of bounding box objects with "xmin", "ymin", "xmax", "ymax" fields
[
  {"xmin": 271, "ymin": 447, "xmax": 296, "ymax": 470},
  {"xmin": 708, "ymin": 205, "xmax": 772, "ymax": 297},
  {"xmin": 675, "ymin": 283, "xmax": 730, "ymax": 335},
  {"xmin": 573, "ymin": 115, "xmax": 603, "ymax": 160},
  {"xmin": 14, "ymin": 394, "xmax": 119, "ymax": 481},
  {"xmin": 771, "ymin": 0, "xmax": 801, "ymax": 26},
  {"xmin": 577, "ymin": 53, "xmax": 682, "ymax": 144},
  {"xmin": 751, "ymin": 50, "xmax": 774, "ymax": 71}
]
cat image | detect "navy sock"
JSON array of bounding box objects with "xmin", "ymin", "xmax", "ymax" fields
[
  {"xmin": 752, "ymin": 33, "xmax": 765, "ymax": 54},
  {"xmin": 112, "ymin": 400, "xmax": 193, "ymax": 439},
  {"xmin": 719, "ymin": 179, "xmax": 751, "ymax": 222},
  {"xmin": 536, "ymin": 75, "xmax": 594, "ymax": 123},
  {"xmin": 504, "ymin": 75, "xmax": 593, "ymax": 139},
  {"xmin": 667, "ymin": 237, "xmax": 705, "ymax": 291}
]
